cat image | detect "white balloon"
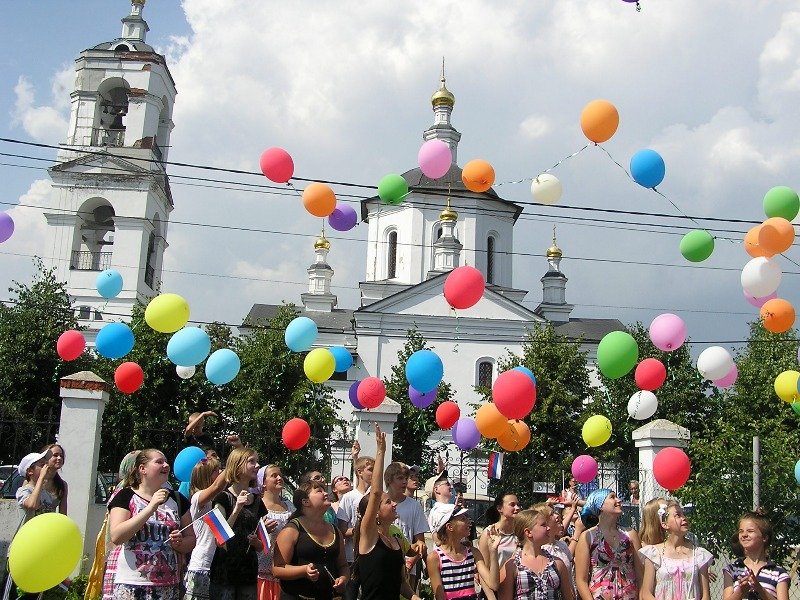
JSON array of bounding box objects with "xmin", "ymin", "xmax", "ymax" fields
[
  {"xmin": 627, "ymin": 390, "xmax": 658, "ymax": 420},
  {"xmin": 530, "ymin": 174, "xmax": 562, "ymax": 205},
  {"xmin": 696, "ymin": 346, "xmax": 734, "ymax": 381},
  {"xmin": 176, "ymin": 365, "xmax": 196, "ymax": 379},
  {"xmin": 741, "ymin": 257, "xmax": 782, "ymax": 298}
]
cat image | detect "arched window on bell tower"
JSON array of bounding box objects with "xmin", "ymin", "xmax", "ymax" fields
[
  {"xmin": 93, "ymin": 78, "xmax": 130, "ymax": 147},
  {"xmin": 72, "ymin": 199, "xmax": 115, "ymax": 271},
  {"xmin": 476, "ymin": 359, "xmax": 495, "ymax": 388},
  {"xmin": 486, "ymin": 234, "xmax": 497, "ymax": 284},
  {"xmin": 387, "ymin": 229, "xmax": 398, "ymax": 279}
]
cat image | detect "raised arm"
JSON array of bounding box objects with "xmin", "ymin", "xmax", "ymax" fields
[
  {"xmin": 473, "ymin": 539, "xmax": 500, "ymax": 592},
  {"xmin": 358, "ymin": 423, "xmax": 386, "ymax": 555}
]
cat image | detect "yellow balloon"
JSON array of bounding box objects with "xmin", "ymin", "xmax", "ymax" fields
[
  {"xmin": 9, "ymin": 513, "xmax": 82, "ymax": 592},
  {"xmin": 774, "ymin": 370, "xmax": 800, "ymax": 402},
  {"xmin": 145, "ymin": 293, "xmax": 190, "ymax": 333},
  {"xmin": 304, "ymin": 348, "xmax": 335, "ymax": 383},
  {"xmin": 582, "ymin": 415, "xmax": 612, "ymax": 447}
]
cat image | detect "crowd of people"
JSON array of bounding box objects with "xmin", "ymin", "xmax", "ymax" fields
[{"xmin": 2, "ymin": 412, "xmax": 797, "ymax": 600}]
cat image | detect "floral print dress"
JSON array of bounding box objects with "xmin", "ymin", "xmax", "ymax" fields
[{"xmin": 587, "ymin": 528, "xmax": 638, "ymax": 600}]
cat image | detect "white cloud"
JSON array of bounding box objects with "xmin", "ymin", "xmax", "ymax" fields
[
  {"xmin": 519, "ymin": 115, "xmax": 552, "ymax": 140},
  {"xmin": 11, "ymin": 68, "xmax": 71, "ymax": 144}
]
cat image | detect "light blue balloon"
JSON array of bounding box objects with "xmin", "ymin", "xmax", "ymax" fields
[
  {"xmin": 96, "ymin": 269, "xmax": 123, "ymax": 299},
  {"xmin": 178, "ymin": 480, "xmax": 191, "ymax": 497},
  {"xmin": 630, "ymin": 149, "xmax": 666, "ymax": 189},
  {"xmin": 205, "ymin": 348, "xmax": 241, "ymax": 385},
  {"xmin": 284, "ymin": 316, "xmax": 318, "ymax": 352},
  {"xmin": 174, "ymin": 446, "xmax": 205, "ymax": 482},
  {"xmin": 329, "ymin": 346, "xmax": 353, "ymax": 373},
  {"xmin": 167, "ymin": 327, "xmax": 211, "ymax": 366},
  {"xmin": 405, "ymin": 349, "xmax": 444, "ymax": 394},
  {"xmin": 512, "ymin": 366, "xmax": 537, "ymax": 386},
  {"xmin": 795, "ymin": 459, "xmax": 800, "ymax": 486},
  {"xmin": 95, "ymin": 322, "xmax": 135, "ymax": 359}
]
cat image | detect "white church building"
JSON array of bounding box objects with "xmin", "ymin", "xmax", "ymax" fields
[{"xmin": 37, "ymin": 2, "xmax": 624, "ymax": 491}]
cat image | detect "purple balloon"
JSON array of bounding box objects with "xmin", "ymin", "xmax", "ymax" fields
[
  {"xmin": 744, "ymin": 290, "xmax": 777, "ymax": 308},
  {"xmin": 452, "ymin": 418, "xmax": 480, "ymax": 450},
  {"xmin": 328, "ymin": 204, "xmax": 358, "ymax": 232},
  {"xmin": 349, "ymin": 380, "xmax": 364, "ymax": 409},
  {"xmin": 0, "ymin": 213, "xmax": 14, "ymax": 243},
  {"xmin": 409, "ymin": 385, "xmax": 437, "ymax": 409}
]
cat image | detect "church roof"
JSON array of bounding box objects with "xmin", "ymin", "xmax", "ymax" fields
[
  {"xmin": 551, "ymin": 318, "xmax": 626, "ymax": 343},
  {"xmin": 92, "ymin": 39, "xmax": 155, "ymax": 53},
  {"xmin": 361, "ymin": 163, "xmax": 524, "ymax": 223},
  {"xmin": 242, "ymin": 304, "xmax": 355, "ymax": 333}
]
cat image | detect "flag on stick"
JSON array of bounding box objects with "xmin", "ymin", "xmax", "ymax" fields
[
  {"xmin": 488, "ymin": 451, "xmax": 504, "ymax": 480},
  {"xmin": 257, "ymin": 518, "xmax": 271, "ymax": 553},
  {"xmin": 203, "ymin": 507, "xmax": 236, "ymax": 545}
]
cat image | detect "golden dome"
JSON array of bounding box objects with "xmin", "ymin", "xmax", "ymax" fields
[
  {"xmin": 314, "ymin": 235, "xmax": 330, "ymax": 250},
  {"xmin": 439, "ymin": 206, "xmax": 458, "ymax": 222}
]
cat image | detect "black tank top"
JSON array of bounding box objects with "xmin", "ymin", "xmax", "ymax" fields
[
  {"xmin": 357, "ymin": 535, "xmax": 404, "ymax": 600},
  {"xmin": 280, "ymin": 518, "xmax": 341, "ymax": 600}
]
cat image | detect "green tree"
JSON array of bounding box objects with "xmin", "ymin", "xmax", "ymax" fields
[
  {"xmin": 682, "ymin": 322, "xmax": 800, "ymax": 560},
  {"xmin": 384, "ymin": 329, "xmax": 454, "ymax": 479},
  {"xmin": 588, "ymin": 323, "xmax": 716, "ymax": 464},
  {"xmin": 483, "ymin": 323, "xmax": 592, "ymax": 506},
  {"xmin": 227, "ymin": 304, "xmax": 343, "ymax": 481},
  {"xmin": 0, "ymin": 261, "xmax": 93, "ymax": 463}
]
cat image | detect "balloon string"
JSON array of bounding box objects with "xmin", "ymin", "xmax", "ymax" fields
[
  {"xmin": 452, "ymin": 307, "xmax": 460, "ymax": 353},
  {"xmin": 495, "ymin": 144, "xmax": 591, "ymax": 186}
]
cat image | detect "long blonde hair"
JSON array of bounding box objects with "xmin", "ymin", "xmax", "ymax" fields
[
  {"xmin": 189, "ymin": 457, "xmax": 221, "ymax": 497},
  {"xmin": 639, "ymin": 497, "xmax": 667, "ymax": 546},
  {"xmin": 223, "ymin": 447, "xmax": 257, "ymax": 485}
]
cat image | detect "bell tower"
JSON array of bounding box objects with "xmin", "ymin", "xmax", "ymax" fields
[{"xmin": 43, "ymin": 0, "xmax": 176, "ymax": 336}]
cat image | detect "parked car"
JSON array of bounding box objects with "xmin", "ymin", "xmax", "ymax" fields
[{"xmin": 0, "ymin": 465, "xmax": 16, "ymax": 487}]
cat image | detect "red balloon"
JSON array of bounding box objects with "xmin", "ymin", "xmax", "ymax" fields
[
  {"xmin": 492, "ymin": 370, "xmax": 536, "ymax": 420},
  {"xmin": 282, "ymin": 418, "xmax": 311, "ymax": 451},
  {"xmin": 114, "ymin": 362, "xmax": 144, "ymax": 394},
  {"xmin": 357, "ymin": 376, "xmax": 386, "ymax": 409},
  {"xmin": 443, "ymin": 265, "xmax": 486, "ymax": 310},
  {"xmin": 259, "ymin": 147, "xmax": 294, "ymax": 183},
  {"xmin": 57, "ymin": 330, "xmax": 85, "ymax": 361},
  {"xmin": 635, "ymin": 358, "xmax": 667, "ymax": 391},
  {"xmin": 436, "ymin": 401, "xmax": 461, "ymax": 429},
  {"xmin": 653, "ymin": 447, "xmax": 691, "ymax": 491}
]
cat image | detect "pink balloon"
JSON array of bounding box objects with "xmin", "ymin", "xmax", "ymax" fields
[
  {"xmin": 571, "ymin": 454, "xmax": 598, "ymax": 484},
  {"xmin": 418, "ymin": 139, "xmax": 452, "ymax": 180},
  {"xmin": 259, "ymin": 147, "xmax": 294, "ymax": 183},
  {"xmin": 648, "ymin": 313, "xmax": 687, "ymax": 352},
  {"xmin": 744, "ymin": 290, "xmax": 777, "ymax": 308},
  {"xmin": 712, "ymin": 363, "xmax": 738, "ymax": 388}
]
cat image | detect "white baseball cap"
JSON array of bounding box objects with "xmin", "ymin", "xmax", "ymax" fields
[
  {"xmin": 17, "ymin": 449, "xmax": 51, "ymax": 477},
  {"xmin": 428, "ymin": 502, "xmax": 469, "ymax": 534}
]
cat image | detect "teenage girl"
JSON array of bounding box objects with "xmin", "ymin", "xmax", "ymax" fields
[
  {"xmin": 723, "ymin": 511, "xmax": 789, "ymax": 600},
  {"xmin": 256, "ymin": 464, "xmax": 295, "ymax": 600},
  {"xmin": 479, "ymin": 494, "xmax": 521, "ymax": 600},
  {"xmin": 41, "ymin": 443, "xmax": 68, "ymax": 514}
]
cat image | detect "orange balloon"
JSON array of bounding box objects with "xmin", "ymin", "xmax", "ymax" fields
[
  {"xmin": 744, "ymin": 225, "xmax": 770, "ymax": 258},
  {"xmin": 302, "ymin": 183, "xmax": 336, "ymax": 217},
  {"xmin": 580, "ymin": 99, "xmax": 619, "ymax": 144},
  {"xmin": 758, "ymin": 217, "xmax": 795, "ymax": 255},
  {"xmin": 497, "ymin": 420, "xmax": 531, "ymax": 452},
  {"xmin": 761, "ymin": 298, "xmax": 795, "ymax": 333},
  {"xmin": 475, "ymin": 403, "xmax": 507, "ymax": 439},
  {"xmin": 462, "ymin": 159, "xmax": 495, "ymax": 193}
]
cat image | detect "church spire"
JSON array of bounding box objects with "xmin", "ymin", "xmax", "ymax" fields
[
  {"xmin": 428, "ymin": 187, "xmax": 463, "ymax": 279},
  {"xmin": 302, "ymin": 229, "xmax": 337, "ymax": 312},
  {"xmin": 424, "ymin": 59, "xmax": 461, "ymax": 163},
  {"xmin": 122, "ymin": 0, "xmax": 149, "ymax": 42},
  {"xmin": 535, "ymin": 226, "xmax": 573, "ymax": 323}
]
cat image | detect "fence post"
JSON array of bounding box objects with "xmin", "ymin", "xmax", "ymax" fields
[
  {"xmin": 632, "ymin": 419, "xmax": 690, "ymax": 506},
  {"xmin": 351, "ymin": 397, "xmax": 401, "ymax": 466},
  {"xmin": 58, "ymin": 371, "xmax": 110, "ymax": 571}
]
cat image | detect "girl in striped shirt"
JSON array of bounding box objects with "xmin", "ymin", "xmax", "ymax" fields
[
  {"xmin": 723, "ymin": 511, "xmax": 789, "ymax": 600},
  {"xmin": 426, "ymin": 503, "xmax": 501, "ymax": 599}
]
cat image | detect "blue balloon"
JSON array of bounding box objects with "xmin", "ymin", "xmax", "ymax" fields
[
  {"xmin": 512, "ymin": 366, "xmax": 537, "ymax": 386},
  {"xmin": 178, "ymin": 480, "xmax": 191, "ymax": 497},
  {"xmin": 174, "ymin": 446, "xmax": 205, "ymax": 482},
  {"xmin": 630, "ymin": 149, "xmax": 665, "ymax": 189},
  {"xmin": 405, "ymin": 349, "xmax": 444, "ymax": 394},
  {"xmin": 167, "ymin": 327, "xmax": 211, "ymax": 366},
  {"xmin": 96, "ymin": 269, "xmax": 123, "ymax": 299},
  {"xmin": 95, "ymin": 322, "xmax": 135, "ymax": 359},
  {"xmin": 205, "ymin": 348, "xmax": 241, "ymax": 385},
  {"xmin": 285, "ymin": 317, "xmax": 318, "ymax": 352},
  {"xmin": 795, "ymin": 458, "xmax": 800, "ymax": 486},
  {"xmin": 329, "ymin": 346, "xmax": 353, "ymax": 373}
]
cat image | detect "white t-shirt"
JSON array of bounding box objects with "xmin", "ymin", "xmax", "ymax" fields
[
  {"xmin": 337, "ymin": 488, "xmax": 367, "ymax": 563},
  {"xmin": 393, "ymin": 496, "xmax": 429, "ymax": 575},
  {"xmin": 187, "ymin": 491, "xmax": 216, "ymax": 572}
]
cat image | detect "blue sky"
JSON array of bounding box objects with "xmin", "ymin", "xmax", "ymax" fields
[{"xmin": 1, "ymin": 0, "xmax": 799, "ymax": 358}]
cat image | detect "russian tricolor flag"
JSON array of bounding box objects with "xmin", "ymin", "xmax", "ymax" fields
[
  {"xmin": 488, "ymin": 451, "xmax": 504, "ymax": 480},
  {"xmin": 203, "ymin": 507, "xmax": 236, "ymax": 545},
  {"xmin": 257, "ymin": 517, "xmax": 271, "ymax": 553}
]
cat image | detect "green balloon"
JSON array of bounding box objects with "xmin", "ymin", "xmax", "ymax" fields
[
  {"xmin": 763, "ymin": 186, "xmax": 799, "ymax": 221},
  {"xmin": 378, "ymin": 174, "xmax": 408, "ymax": 205},
  {"xmin": 597, "ymin": 331, "xmax": 639, "ymax": 379},
  {"xmin": 791, "ymin": 402, "xmax": 800, "ymax": 417},
  {"xmin": 680, "ymin": 230, "xmax": 714, "ymax": 262}
]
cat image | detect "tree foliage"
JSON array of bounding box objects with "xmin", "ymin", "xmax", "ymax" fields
[
  {"xmin": 484, "ymin": 323, "xmax": 592, "ymax": 507},
  {"xmin": 588, "ymin": 323, "xmax": 716, "ymax": 464},
  {"xmin": 682, "ymin": 322, "xmax": 800, "ymax": 560}
]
